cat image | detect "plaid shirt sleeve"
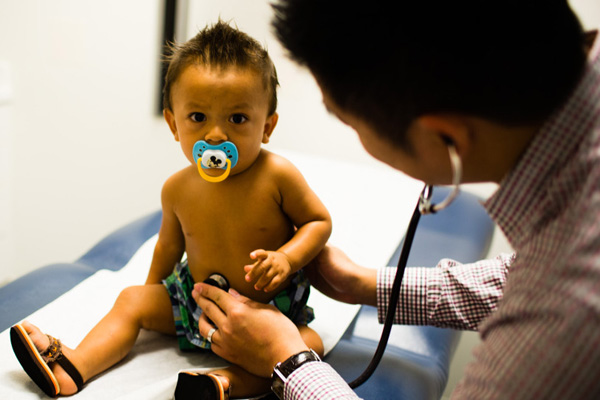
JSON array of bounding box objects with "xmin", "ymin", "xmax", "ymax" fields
[
  {"xmin": 377, "ymin": 253, "xmax": 514, "ymax": 330},
  {"xmin": 284, "ymin": 362, "xmax": 361, "ymax": 399}
]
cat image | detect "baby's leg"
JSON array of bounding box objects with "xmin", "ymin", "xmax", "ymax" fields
[
  {"xmin": 212, "ymin": 324, "xmax": 324, "ymax": 398},
  {"xmin": 23, "ymin": 284, "xmax": 174, "ymax": 395},
  {"xmin": 297, "ymin": 324, "xmax": 325, "ymax": 357}
]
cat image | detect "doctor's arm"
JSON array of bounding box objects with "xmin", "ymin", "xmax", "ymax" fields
[
  {"xmin": 378, "ymin": 253, "xmax": 514, "ymax": 329},
  {"xmin": 309, "ymin": 245, "xmax": 513, "ymax": 330}
]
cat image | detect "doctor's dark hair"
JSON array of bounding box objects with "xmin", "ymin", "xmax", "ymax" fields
[
  {"xmin": 272, "ymin": 0, "xmax": 586, "ymax": 147},
  {"xmin": 162, "ymin": 20, "xmax": 279, "ymax": 115}
]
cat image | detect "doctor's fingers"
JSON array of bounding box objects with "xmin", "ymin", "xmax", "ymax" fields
[
  {"xmin": 197, "ymin": 314, "xmax": 215, "ymax": 337},
  {"xmin": 197, "ymin": 314, "xmax": 228, "ymax": 350},
  {"xmin": 193, "ymin": 284, "xmax": 231, "ymax": 327}
]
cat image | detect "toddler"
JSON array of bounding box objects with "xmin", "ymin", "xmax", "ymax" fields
[{"xmin": 11, "ymin": 21, "xmax": 331, "ymax": 399}]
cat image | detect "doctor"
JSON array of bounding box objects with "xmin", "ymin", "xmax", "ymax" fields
[{"xmin": 193, "ymin": 1, "xmax": 600, "ymax": 398}]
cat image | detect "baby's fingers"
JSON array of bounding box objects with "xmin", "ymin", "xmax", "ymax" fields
[
  {"xmin": 262, "ymin": 275, "xmax": 285, "ymax": 293},
  {"xmin": 249, "ymin": 249, "xmax": 268, "ymax": 262},
  {"xmin": 253, "ymin": 268, "xmax": 279, "ymax": 292},
  {"xmin": 245, "ymin": 250, "xmax": 269, "ymax": 283}
]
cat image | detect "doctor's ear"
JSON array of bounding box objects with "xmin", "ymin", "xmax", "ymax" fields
[{"xmin": 415, "ymin": 114, "xmax": 471, "ymax": 157}]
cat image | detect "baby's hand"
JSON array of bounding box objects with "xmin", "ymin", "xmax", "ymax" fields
[{"xmin": 244, "ymin": 250, "xmax": 292, "ymax": 292}]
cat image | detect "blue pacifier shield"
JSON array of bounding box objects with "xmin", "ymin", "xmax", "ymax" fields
[{"xmin": 193, "ymin": 140, "xmax": 239, "ymax": 170}]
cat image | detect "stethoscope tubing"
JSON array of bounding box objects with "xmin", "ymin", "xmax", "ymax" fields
[
  {"xmin": 348, "ymin": 191, "xmax": 423, "ymax": 388},
  {"xmin": 348, "ymin": 144, "xmax": 461, "ymax": 388}
]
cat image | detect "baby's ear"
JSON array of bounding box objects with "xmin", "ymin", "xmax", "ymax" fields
[
  {"xmin": 262, "ymin": 113, "xmax": 279, "ymax": 144},
  {"xmin": 163, "ymin": 109, "xmax": 179, "ymax": 141}
]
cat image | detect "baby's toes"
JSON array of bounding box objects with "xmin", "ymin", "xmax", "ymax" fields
[{"xmin": 21, "ymin": 321, "xmax": 50, "ymax": 353}]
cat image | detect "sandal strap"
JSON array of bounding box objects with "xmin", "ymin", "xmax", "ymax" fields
[
  {"xmin": 40, "ymin": 335, "xmax": 62, "ymax": 363},
  {"xmin": 39, "ymin": 334, "xmax": 84, "ymax": 392},
  {"xmin": 55, "ymin": 353, "xmax": 84, "ymax": 392}
]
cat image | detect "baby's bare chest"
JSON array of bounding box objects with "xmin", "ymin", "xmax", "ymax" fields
[
  {"xmin": 176, "ymin": 188, "xmax": 293, "ymax": 300},
  {"xmin": 177, "ymin": 188, "xmax": 290, "ymax": 239},
  {"xmin": 174, "ymin": 186, "xmax": 294, "ymax": 283}
]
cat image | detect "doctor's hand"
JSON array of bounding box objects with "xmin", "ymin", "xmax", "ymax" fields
[
  {"xmin": 305, "ymin": 245, "xmax": 378, "ymax": 307},
  {"xmin": 192, "ymin": 283, "xmax": 309, "ymax": 378}
]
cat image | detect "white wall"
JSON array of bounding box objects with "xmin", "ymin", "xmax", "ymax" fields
[
  {"xmin": 0, "ymin": 0, "xmax": 179, "ymax": 283},
  {"xmin": 0, "ymin": 60, "xmax": 14, "ymax": 283}
]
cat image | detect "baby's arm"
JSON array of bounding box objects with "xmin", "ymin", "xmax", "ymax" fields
[
  {"xmin": 145, "ymin": 176, "xmax": 186, "ymax": 284},
  {"xmin": 245, "ymin": 156, "xmax": 332, "ymax": 292}
]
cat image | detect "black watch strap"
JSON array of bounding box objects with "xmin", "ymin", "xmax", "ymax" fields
[{"xmin": 271, "ymin": 349, "xmax": 321, "ymax": 399}]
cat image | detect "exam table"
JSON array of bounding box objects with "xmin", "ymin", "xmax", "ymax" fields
[{"xmin": 0, "ymin": 187, "xmax": 494, "ymax": 399}]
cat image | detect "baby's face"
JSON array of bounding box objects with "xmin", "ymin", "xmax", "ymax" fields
[{"xmin": 164, "ymin": 64, "xmax": 277, "ymax": 178}]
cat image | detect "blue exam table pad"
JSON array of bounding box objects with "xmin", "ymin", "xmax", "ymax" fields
[{"xmin": 0, "ymin": 187, "xmax": 494, "ymax": 399}]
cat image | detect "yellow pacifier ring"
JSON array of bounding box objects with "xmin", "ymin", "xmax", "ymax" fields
[{"xmin": 197, "ymin": 158, "xmax": 232, "ymax": 183}]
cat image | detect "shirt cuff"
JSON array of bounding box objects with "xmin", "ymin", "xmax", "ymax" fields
[
  {"xmin": 284, "ymin": 361, "xmax": 360, "ymax": 399},
  {"xmin": 377, "ymin": 266, "xmax": 439, "ymax": 325}
]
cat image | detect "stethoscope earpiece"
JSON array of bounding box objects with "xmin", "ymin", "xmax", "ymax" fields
[{"xmin": 418, "ymin": 143, "xmax": 462, "ymax": 214}]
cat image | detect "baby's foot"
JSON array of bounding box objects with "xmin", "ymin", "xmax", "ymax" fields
[
  {"xmin": 21, "ymin": 321, "xmax": 81, "ymax": 395},
  {"xmin": 175, "ymin": 372, "xmax": 231, "ymax": 399},
  {"xmin": 214, "ymin": 374, "xmax": 231, "ymax": 397}
]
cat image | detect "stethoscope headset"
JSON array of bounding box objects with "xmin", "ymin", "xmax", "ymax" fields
[{"xmin": 349, "ymin": 142, "xmax": 462, "ymax": 388}]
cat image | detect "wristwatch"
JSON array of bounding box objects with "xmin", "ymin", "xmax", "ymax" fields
[{"xmin": 271, "ymin": 349, "xmax": 321, "ymax": 399}]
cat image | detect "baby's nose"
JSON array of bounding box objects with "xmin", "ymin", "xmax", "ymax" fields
[{"xmin": 204, "ymin": 124, "xmax": 227, "ymax": 143}]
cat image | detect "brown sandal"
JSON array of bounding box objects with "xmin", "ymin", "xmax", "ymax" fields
[
  {"xmin": 174, "ymin": 372, "xmax": 230, "ymax": 400},
  {"xmin": 10, "ymin": 324, "xmax": 84, "ymax": 397}
]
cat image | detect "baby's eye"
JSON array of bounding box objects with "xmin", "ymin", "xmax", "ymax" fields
[
  {"xmin": 229, "ymin": 114, "xmax": 248, "ymax": 124},
  {"xmin": 190, "ymin": 112, "xmax": 206, "ymax": 122}
]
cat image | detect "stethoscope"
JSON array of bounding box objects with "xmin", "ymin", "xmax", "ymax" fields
[{"xmin": 349, "ymin": 143, "xmax": 462, "ymax": 388}]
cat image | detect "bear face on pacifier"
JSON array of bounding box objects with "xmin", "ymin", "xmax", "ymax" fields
[{"xmin": 192, "ymin": 140, "xmax": 239, "ymax": 183}]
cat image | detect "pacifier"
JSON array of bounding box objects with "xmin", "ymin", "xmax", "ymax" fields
[{"xmin": 192, "ymin": 140, "xmax": 239, "ymax": 183}]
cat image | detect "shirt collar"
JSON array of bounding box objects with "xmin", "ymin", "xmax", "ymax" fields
[{"xmin": 485, "ymin": 31, "xmax": 600, "ymax": 246}]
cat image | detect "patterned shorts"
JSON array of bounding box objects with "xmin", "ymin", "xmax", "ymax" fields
[{"xmin": 162, "ymin": 261, "xmax": 315, "ymax": 351}]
